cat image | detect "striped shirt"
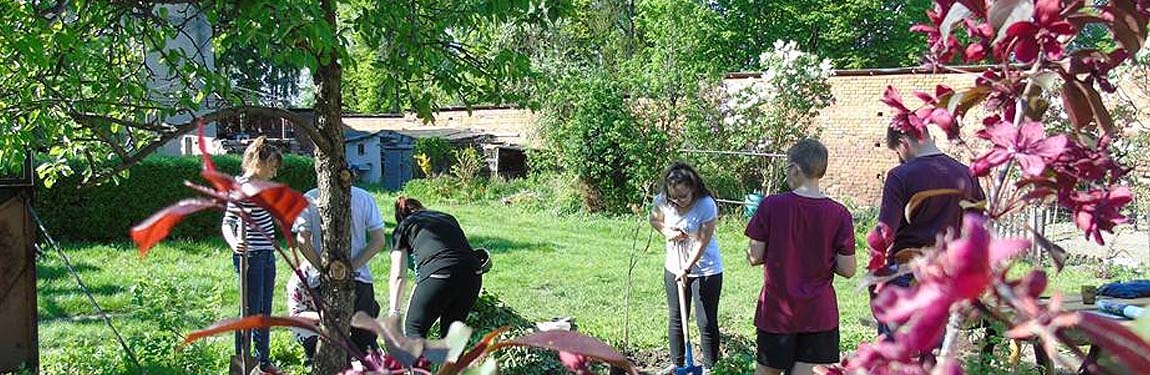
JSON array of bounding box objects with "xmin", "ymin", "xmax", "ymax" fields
[{"xmin": 222, "ymin": 176, "xmax": 278, "ymax": 252}]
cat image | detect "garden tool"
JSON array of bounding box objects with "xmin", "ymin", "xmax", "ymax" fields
[
  {"xmin": 230, "ymin": 230, "xmax": 257, "ymax": 375},
  {"xmin": 674, "ymin": 240, "xmax": 703, "ymax": 375}
]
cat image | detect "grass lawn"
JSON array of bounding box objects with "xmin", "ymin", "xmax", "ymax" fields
[{"xmin": 35, "ymin": 190, "xmax": 1123, "ymax": 374}]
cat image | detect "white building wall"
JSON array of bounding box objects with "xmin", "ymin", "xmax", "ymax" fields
[
  {"xmin": 148, "ymin": 4, "xmax": 218, "ymax": 156},
  {"xmin": 346, "ymin": 139, "xmax": 382, "ymax": 184}
]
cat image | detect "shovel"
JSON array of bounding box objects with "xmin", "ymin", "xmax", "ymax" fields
[
  {"xmin": 674, "ymin": 241, "xmax": 703, "ymax": 375},
  {"xmin": 230, "ymin": 232, "xmax": 257, "ymax": 375}
]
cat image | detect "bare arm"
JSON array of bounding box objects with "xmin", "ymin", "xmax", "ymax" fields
[
  {"xmin": 679, "ymin": 219, "xmax": 716, "ymax": 277},
  {"xmin": 834, "ymin": 253, "xmax": 857, "ymax": 278},
  {"xmin": 649, "ymin": 206, "xmax": 687, "ymax": 241},
  {"xmin": 351, "ymin": 228, "xmax": 387, "ymax": 270},
  {"xmin": 221, "ymin": 222, "xmax": 245, "ymax": 252},
  {"xmin": 295, "ymin": 230, "xmax": 323, "ymax": 268},
  {"xmin": 387, "ymin": 248, "xmax": 408, "ymax": 316},
  {"xmin": 747, "ymin": 239, "xmax": 766, "ymax": 266}
]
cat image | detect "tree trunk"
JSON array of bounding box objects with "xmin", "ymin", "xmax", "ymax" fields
[{"xmin": 313, "ymin": 0, "xmax": 355, "ymax": 373}]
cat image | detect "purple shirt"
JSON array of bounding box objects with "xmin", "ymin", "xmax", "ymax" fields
[
  {"xmin": 745, "ymin": 192, "xmax": 855, "ymax": 333},
  {"xmin": 878, "ymin": 154, "xmax": 985, "ymax": 257}
]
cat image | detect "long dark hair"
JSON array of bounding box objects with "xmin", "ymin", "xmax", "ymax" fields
[
  {"xmin": 394, "ymin": 196, "xmax": 425, "ymax": 224},
  {"xmin": 659, "ymin": 161, "xmax": 712, "ymax": 203}
]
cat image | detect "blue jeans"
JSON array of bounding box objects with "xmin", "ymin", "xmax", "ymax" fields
[
  {"xmin": 233, "ymin": 251, "xmax": 276, "ymax": 366},
  {"xmin": 870, "ymin": 272, "xmax": 913, "ymax": 339}
]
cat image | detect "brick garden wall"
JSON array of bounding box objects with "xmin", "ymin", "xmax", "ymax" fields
[
  {"xmin": 343, "ymin": 107, "xmax": 540, "ymax": 147},
  {"xmin": 345, "ymin": 70, "xmax": 1150, "ymax": 207},
  {"xmin": 809, "ymin": 72, "xmax": 982, "ymax": 206}
]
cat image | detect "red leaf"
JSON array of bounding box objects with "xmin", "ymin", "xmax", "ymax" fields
[
  {"xmin": 1061, "ymin": 73, "xmax": 1117, "ymax": 135},
  {"xmin": 449, "ymin": 326, "xmax": 508, "ymax": 372},
  {"xmin": 201, "ymin": 169, "xmax": 237, "ymax": 193},
  {"xmin": 1062, "ymin": 312, "xmax": 1150, "ymax": 372},
  {"xmin": 351, "ymin": 313, "xmax": 422, "ymax": 367},
  {"xmin": 1106, "ymin": 0, "xmax": 1150, "ymax": 57},
  {"xmin": 196, "ymin": 120, "xmax": 216, "ymax": 172},
  {"xmin": 239, "ymin": 180, "xmax": 309, "ymax": 228},
  {"xmin": 131, "ymin": 198, "xmax": 220, "ymax": 257},
  {"xmin": 491, "ymin": 330, "xmax": 638, "ymax": 375},
  {"xmin": 180, "ymin": 315, "xmax": 320, "ymax": 348}
]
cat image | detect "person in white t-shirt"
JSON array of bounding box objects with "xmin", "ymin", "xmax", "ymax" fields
[
  {"xmin": 649, "ymin": 161, "xmax": 724, "ymax": 372},
  {"xmin": 293, "ymin": 185, "xmax": 387, "ymax": 353}
]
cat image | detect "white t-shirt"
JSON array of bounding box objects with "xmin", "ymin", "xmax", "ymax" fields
[
  {"xmin": 653, "ymin": 194, "xmax": 724, "ymax": 276},
  {"xmin": 293, "ymin": 186, "xmax": 386, "ymax": 283}
]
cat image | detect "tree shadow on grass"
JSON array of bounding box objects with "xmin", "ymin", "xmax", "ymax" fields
[
  {"xmin": 468, "ymin": 234, "xmax": 554, "ymax": 255},
  {"xmin": 36, "ymin": 260, "xmax": 98, "ymax": 281}
]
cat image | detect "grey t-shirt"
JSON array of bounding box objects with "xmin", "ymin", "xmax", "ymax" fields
[
  {"xmin": 653, "ymin": 194, "xmax": 724, "ymax": 276},
  {"xmin": 292, "ymin": 186, "xmax": 386, "ymax": 283}
]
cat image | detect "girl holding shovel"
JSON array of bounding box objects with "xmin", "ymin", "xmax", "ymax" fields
[
  {"xmin": 222, "ymin": 137, "xmax": 284, "ymax": 375},
  {"xmin": 649, "ymin": 162, "xmax": 724, "ymax": 374}
]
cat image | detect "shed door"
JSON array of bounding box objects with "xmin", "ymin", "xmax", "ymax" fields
[
  {"xmin": 0, "ymin": 190, "xmax": 37, "ymax": 372},
  {"xmin": 382, "ymin": 146, "xmax": 414, "ymax": 191}
]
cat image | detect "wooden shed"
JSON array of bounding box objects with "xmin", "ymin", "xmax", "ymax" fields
[{"xmin": 0, "ymin": 153, "xmax": 38, "ymax": 372}]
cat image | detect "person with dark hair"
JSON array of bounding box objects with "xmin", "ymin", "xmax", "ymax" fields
[
  {"xmin": 649, "ymin": 161, "xmax": 724, "ymax": 373},
  {"xmin": 221, "ymin": 136, "xmax": 284, "ymax": 374},
  {"xmin": 389, "ymin": 196, "xmax": 484, "ymax": 339},
  {"xmin": 745, "ymin": 139, "xmax": 856, "ymax": 375},
  {"xmin": 873, "ymin": 127, "xmax": 985, "ymax": 337}
]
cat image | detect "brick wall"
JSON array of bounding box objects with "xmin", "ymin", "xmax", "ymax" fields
[
  {"xmin": 344, "ymin": 71, "xmax": 1150, "ymax": 207},
  {"xmin": 810, "ymin": 72, "xmax": 982, "ymax": 205},
  {"xmin": 343, "ymin": 107, "xmax": 540, "ymax": 147}
]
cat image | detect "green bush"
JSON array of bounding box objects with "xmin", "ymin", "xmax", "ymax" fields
[
  {"xmin": 468, "ymin": 291, "xmax": 566, "ymax": 375},
  {"xmin": 35, "ymin": 154, "xmax": 316, "ymax": 242},
  {"xmin": 538, "ymin": 71, "xmax": 670, "ymax": 213}
]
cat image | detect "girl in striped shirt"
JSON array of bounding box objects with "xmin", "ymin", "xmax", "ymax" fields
[{"xmin": 221, "ymin": 136, "xmax": 284, "ymax": 374}]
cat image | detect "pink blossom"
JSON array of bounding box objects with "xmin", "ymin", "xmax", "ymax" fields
[
  {"xmin": 1070, "ymin": 185, "xmax": 1133, "ymax": 245},
  {"xmin": 866, "ymin": 223, "xmax": 894, "ymax": 271},
  {"xmin": 946, "ymin": 214, "xmax": 1029, "ymax": 300},
  {"xmin": 910, "ymin": 1, "xmax": 964, "ymax": 63},
  {"xmin": 882, "ymin": 86, "xmax": 928, "ymax": 139},
  {"xmin": 961, "ymin": 19, "xmax": 994, "ymax": 63},
  {"xmin": 1000, "ymin": 0, "xmax": 1077, "ymax": 63},
  {"xmin": 558, "ymin": 351, "xmax": 593, "ymax": 375},
  {"xmin": 976, "ymin": 71, "xmax": 1024, "ymax": 121},
  {"xmin": 971, "ymin": 120, "xmax": 1067, "ymax": 177},
  {"xmin": 881, "ymin": 85, "xmax": 959, "ymax": 140}
]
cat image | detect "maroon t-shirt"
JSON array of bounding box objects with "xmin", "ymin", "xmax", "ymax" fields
[
  {"xmin": 744, "ymin": 192, "xmax": 855, "ymax": 333},
  {"xmin": 878, "ymin": 154, "xmax": 985, "ymax": 257}
]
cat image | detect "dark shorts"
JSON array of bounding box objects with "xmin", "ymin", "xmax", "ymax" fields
[{"xmin": 756, "ymin": 329, "xmax": 840, "ymax": 370}]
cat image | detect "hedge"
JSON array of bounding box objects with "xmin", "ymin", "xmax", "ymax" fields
[{"xmin": 35, "ymin": 155, "xmax": 316, "ymax": 242}]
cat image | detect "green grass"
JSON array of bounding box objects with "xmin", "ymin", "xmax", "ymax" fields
[{"xmin": 35, "ymin": 190, "xmax": 1130, "ymax": 374}]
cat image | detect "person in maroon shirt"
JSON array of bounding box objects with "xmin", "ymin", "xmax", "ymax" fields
[
  {"xmin": 746, "ymin": 139, "xmax": 857, "ymax": 375},
  {"xmin": 872, "ymin": 127, "xmax": 985, "ymax": 338},
  {"xmin": 879, "ymin": 127, "xmax": 985, "ymax": 263}
]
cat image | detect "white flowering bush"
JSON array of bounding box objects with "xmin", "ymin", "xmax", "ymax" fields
[
  {"xmin": 720, "ymin": 40, "xmax": 833, "ymax": 150},
  {"xmin": 689, "ymin": 40, "xmax": 834, "ymax": 195}
]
